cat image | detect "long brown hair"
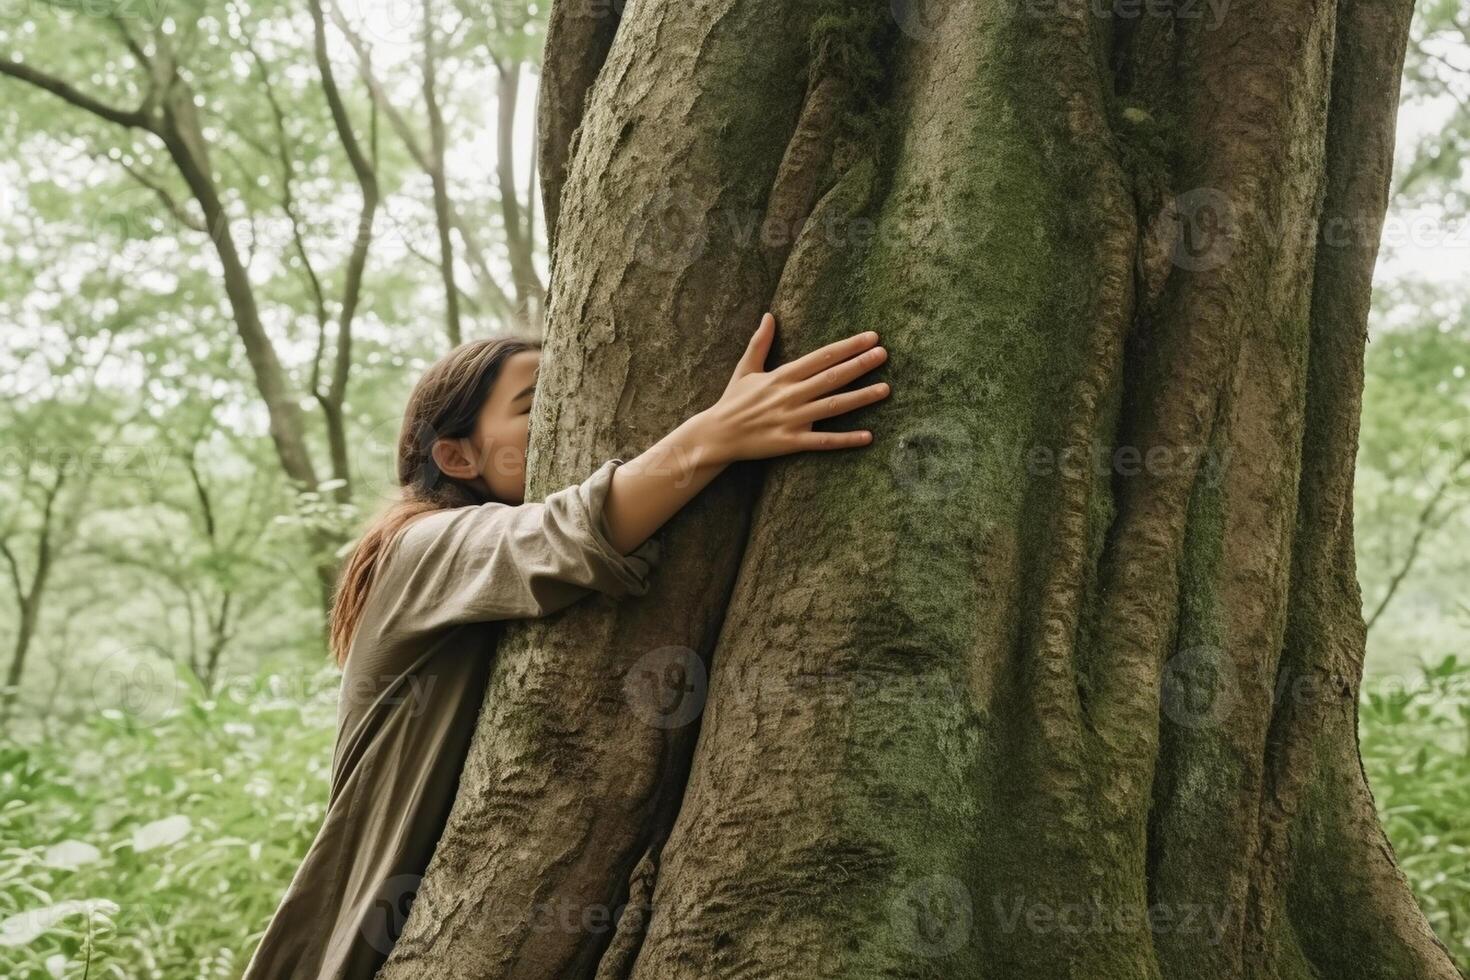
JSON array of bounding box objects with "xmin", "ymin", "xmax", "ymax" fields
[{"xmin": 328, "ymin": 335, "xmax": 543, "ymax": 666}]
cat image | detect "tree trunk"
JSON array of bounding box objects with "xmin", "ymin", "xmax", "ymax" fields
[{"xmin": 381, "ymin": 0, "xmax": 1462, "ymax": 977}]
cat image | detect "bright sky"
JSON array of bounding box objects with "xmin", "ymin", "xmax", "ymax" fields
[{"xmin": 1377, "ymin": 93, "xmax": 1470, "ymax": 288}]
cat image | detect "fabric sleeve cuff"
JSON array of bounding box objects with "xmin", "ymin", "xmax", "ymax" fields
[{"xmin": 574, "ymin": 457, "xmax": 662, "ymax": 597}]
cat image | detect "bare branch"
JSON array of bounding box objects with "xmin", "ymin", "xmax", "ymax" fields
[
  {"xmin": 0, "ymin": 540, "xmax": 23, "ymax": 604},
  {"xmin": 423, "ymin": 0, "xmax": 462, "ymax": 344},
  {"xmin": 1366, "ymin": 448, "xmax": 1470, "ymax": 630},
  {"xmin": 0, "ymin": 58, "xmax": 150, "ymax": 129},
  {"xmin": 108, "ymin": 15, "xmax": 152, "ymax": 70},
  {"xmin": 311, "ymin": 0, "xmax": 380, "ymax": 494},
  {"xmin": 328, "ymin": 3, "xmax": 515, "ymax": 316},
  {"xmin": 234, "ymin": 11, "xmax": 331, "ymax": 368},
  {"xmin": 116, "ymin": 158, "xmax": 207, "ymax": 232}
]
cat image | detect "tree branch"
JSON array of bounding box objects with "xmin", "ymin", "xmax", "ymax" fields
[
  {"xmin": 536, "ymin": 0, "xmax": 621, "ymax": 255},
  {"xmin": 0, "ymin": 58, "xmax": 150, "ymax": 129},
  {"xmin": 311, "ymin": 0, "xmax": 380, "ymax": 495},
  {"xmin": 116, "ymin": 158, "xmax": 207, "ymax": 232},
  {"xmin": 328, "ymin": 3, "xmax": 516, "ymax": 319},
  {"xmin": 1365, "ymin": 449, "xmax": 1470, "ymax": 630},
  {"xmin": 422, "ymin": 0, "xmax": 462, "ymax": 344}
]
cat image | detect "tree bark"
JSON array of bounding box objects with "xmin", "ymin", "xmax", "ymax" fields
[{"xmin": 383, "ymin": 0, "xmax": 1463, "ymax": 977}]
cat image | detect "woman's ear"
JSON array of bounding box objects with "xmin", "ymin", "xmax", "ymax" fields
[{"xmin": 430, "ymin": 437, "xmax": 481, "ymax": 480}]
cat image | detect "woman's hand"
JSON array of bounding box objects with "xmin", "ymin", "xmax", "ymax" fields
[
  {"xmin": 599, "ymin": 312, "xmax": 890, "ymax": 554},
  {"xmin": 699, "ymin": 311, "xmax": 890, "ymax": 465}
]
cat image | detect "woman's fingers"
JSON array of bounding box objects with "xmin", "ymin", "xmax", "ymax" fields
[
  {"xmin": 789, "ymin": 344, "xmax": 887, "ymax": 403},
  {"xmin": 732, "ymin": 312, "xmax": 776, "ymax": 379},
  {"xmin": 775, "ymin": 328, "xmax": 880, "ymax": 383},
  {"xmin": 716, "ymin": 317, "xmax": 889, "ymax": 458},
  {"xmin": 791, "ymin": 380, "xmax": 891, "ymax": 424},
  {"xmin": 793, "ymin": 428, "xmax": 874, "ymax": 451}
]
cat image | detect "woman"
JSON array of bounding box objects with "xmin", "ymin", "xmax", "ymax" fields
[{"xmin": 241, "ymin": 312, "xmax": 891, "ymax": 977}]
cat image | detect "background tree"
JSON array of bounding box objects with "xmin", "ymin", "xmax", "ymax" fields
[
  {"xmin": 0, "ymin": 0, "xmax": 548, "ymax": 612},
  {"xmin": 1353, "ymin": 0, "xmax": 1470, "ymax": 667}
]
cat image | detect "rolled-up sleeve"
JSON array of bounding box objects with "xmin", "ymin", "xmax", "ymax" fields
[{"xmin": 376, "ymin": 458, "xmax": 661, "ymax": 636}]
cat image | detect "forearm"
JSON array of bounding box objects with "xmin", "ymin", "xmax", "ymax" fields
[{"xmin": 601, "ymin": 411, "xmax": 731, "ymax": 555}]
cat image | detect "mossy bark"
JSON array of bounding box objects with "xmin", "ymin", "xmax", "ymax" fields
[{"xmin": 379, "ymin": 1, "xmax": 1462, "ymax": 978}]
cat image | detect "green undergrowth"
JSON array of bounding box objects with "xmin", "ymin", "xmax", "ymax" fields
[
  {"xmin": 0, "ymin": 655, "xmax": 1462, "ymax": 976},
  {"xmin": 0, "ymin": 662, "xmax": 338, "ymax": 979},
  {"xmin": 1360, "ymin": 653, "xmax": 1470, "ymax": 969}
]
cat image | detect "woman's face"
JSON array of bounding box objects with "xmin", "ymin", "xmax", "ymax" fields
[{"xmin": 466, "ymin": 349, "xmax": 540, "ymax": 504}]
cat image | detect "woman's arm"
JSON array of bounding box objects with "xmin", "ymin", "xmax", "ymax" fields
[
  {"xmin": 370, "ymin": 313, "xmax": 886, "ymax": 639},
  {"xmin": 601, "ymin": 312, "xmax": 888, "ymax": 555},
  {"xmin": 373, "ymin": 460, "xmax": 660, "ymax": 637}
]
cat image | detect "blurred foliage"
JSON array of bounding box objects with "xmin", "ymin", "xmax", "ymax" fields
[
  {"xmin": 1398, "ymin": 0, "xmax": 1470, "ymax": 219},
  {"xmin": 1361, "ymin": 654, "xmax": 1470, "ymax": 967},
  {"xmin": 1356, "ymin": 276, "xmax": 1470, "ymax": 674},
  {"xmin": 0, "ymin": 661, "xmax": 339, "ymax": 978}
]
